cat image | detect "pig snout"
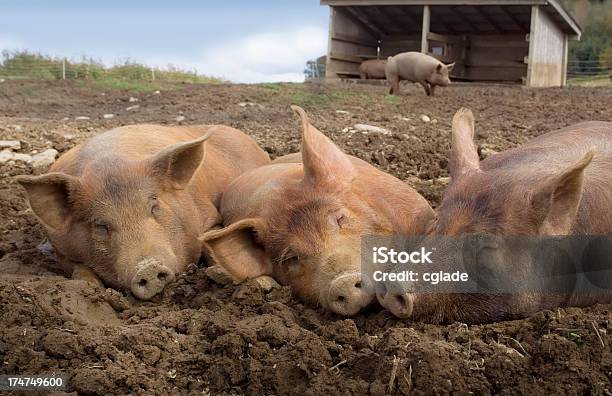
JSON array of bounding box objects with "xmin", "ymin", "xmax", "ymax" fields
[
  {"xmin": 327, "ymin": 272, "xmax": 373, "ymax": 316},
  {"xmin": 377, "ymin": 292, "xmax": 414, "ymax": 319},
  {"xmin": 130, "ymin": 258, "xmax": 176, "ymax": 300}
]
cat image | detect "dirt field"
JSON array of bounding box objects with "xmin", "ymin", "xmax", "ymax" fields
[{"xmin": 1, "ymin": 80, "xmax": 611, "ymax": 395}]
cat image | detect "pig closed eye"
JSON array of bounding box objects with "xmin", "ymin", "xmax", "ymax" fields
[
  {"xmin": 150, "ymin": 196, "xmax": 161, "ymax": 216},
  {"xmin": 330, "ymin": 209, "xmax": 350, "ymax": 230},
  {"xmin": 279, "ymin": 249, "xmax": 300, "ymax": 263},
  {"xmin": 93, "ymin": 220, "xmax": 110, "ymax": 237}
]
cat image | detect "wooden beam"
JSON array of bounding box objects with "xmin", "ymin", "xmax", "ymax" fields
[
  {"xmin": 393, "ymin": 5, "xmax": 420, "ymax": 27},
  {"xmin": 499, "ymin": 6, "xmax": 529, "ymax": 32},
  {"xmin": 450, "ymin": 6, "xmax": 482, "ymax": 33},
  {"xmin": 345, "ymin": 6, "xmax": 388, "ymax": 38},
  {"xmin": 427, "ymin": 32, "xmax": 466, "ymax": 45},
  {"xmin": 421, "ymin": 5, "xmax": 430, "ymax": 53},
  {"xmin": 464, "ymin": 60, "xmax": 527, "ymax": 68},
  {"xmin": 474, "ymin": 7, "xmax": 504, "ymax": 33},
  {"xmin": 330, "ymin": 51, "xmax": 364, "ymax": 64},
  {"xmin": 337, "ymin": 7, "xmax": 382, "ymax": 40},
  {"xmin": 426, "ymin": 7, "xmax": 458, "ymax": 34},
  {"xmin": 331, "ymin": 33, "xmax": 378, "ymax": 47},
  {"xmin": 469, "ymin": 39, "xmax": 527, "ymax": 48},
  {"xmin": 376, "ymin": 6, "xmax": 411, "ymax": 33}
]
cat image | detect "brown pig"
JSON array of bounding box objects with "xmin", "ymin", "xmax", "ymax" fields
[
  {"xmin": 385, "ymin": 52, "xmax": 454, "ymax": 96},
  {"xmin": 378, "ymin": 108, "xmax": 612, "ymax": 323},
  {"xmin": 200, "ymin": 106, "xmax": 434, "ymax": 316},
  {"xmin": 17, "ymin": 124, "xmax": 270, "ymax": 300},
  {"xmin": 359, "ymin": 59, "xmax": 387, "ymax": 80}
]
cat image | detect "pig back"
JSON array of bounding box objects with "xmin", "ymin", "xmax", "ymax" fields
[
  {"xmin": 480, "ymin": 121, "xmax": 612, "ymax": 234},
  {"xmin": 393, "ymin": 52, "xmax": 439, "ymax": 82},
  {"xmin": 51, "ymin": 124, "xmax": 270, "ymax": 204}
]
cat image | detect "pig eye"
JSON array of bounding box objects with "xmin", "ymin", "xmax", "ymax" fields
[
  {"xmin": 93, "ymin": 220, "xmax": 110, "ymax": 237},
  {"xmin": 330, "ymin": 209, "xmax": 349, "ymax": 230},
  {"xmin": 278, "ymin": 248, "xmax": 300, "ymax": 265},
  {"xmin": 150, "ymin": 196, "xmax": 161, "ymax": 216}
]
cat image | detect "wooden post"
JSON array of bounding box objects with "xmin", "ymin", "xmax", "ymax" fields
[
  {"xmin": 62, "ymin": 58, "xmax": 66, "ymax": 80},
  {"xmin": 326, "ymin": 6, "xmax": 335, "ymax": 80},
  {"xmin": 421, "ymin": 5, "xmax": 430, "ymax": 54},
  {"xmin": 561, "ymin": 34, "xmax": 568, "ymax": 86},
  {"xmin": 526, "ymin": 5, "xmax": 538, "ymax": 87},
  {"xmin": 151, "ymin": 68, "xmax": 155, "ymax": 81}
]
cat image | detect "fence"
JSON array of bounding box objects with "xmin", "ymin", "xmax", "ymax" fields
[
  {"xmin": 0, "ymin": 55, "xmax": 219, "ymax": 84},
  {"xmin": 567, "ymin": 60, "xmax": 612, "ymax": 82}
]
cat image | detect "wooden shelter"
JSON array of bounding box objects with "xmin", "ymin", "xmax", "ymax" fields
[{"xmin": 320, "ymin": 0, "xmax": 581, "ymax": 87}]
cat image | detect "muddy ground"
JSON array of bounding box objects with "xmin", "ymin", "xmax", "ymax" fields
[{"xmin": 0, "ymin": 80, "xmax": 611, "ymax": 395}]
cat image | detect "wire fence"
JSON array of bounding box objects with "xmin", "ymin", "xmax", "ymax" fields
[
  {"xmin": 567, "ymin": 60, "xmax": 612, "ymax": 80},
  {"xmin": 0, "ymin": 54, "xmax": 222, "ymax": 83}
]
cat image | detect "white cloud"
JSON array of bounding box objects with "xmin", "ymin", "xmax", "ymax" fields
[{"xmin": 194, "ymin": 27, "xmax": 327, "ymax": 83}]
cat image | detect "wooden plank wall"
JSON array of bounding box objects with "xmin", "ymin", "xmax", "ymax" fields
[
  {"xmin": 326, "ymin": 6, "xmax": 379, "ymax": 79},
  {"xmin": 464, "ymin": 34, "xmax": 528, "ymax": 82},
  {"xmin": 380, "ymin": 34, "xmax": 421, "ymax": 57},
  {"xmin": 526, "ymin": 5, "xmax": 567, "ymax": 87},
  {"xmin": 426, "ymin": 32, "xmax": 467, "ymax": 77}
]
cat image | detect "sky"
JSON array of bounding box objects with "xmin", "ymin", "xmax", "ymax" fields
[{"xmin": 0, "ymin": 0, "xmax": 329, "ymax": 83}]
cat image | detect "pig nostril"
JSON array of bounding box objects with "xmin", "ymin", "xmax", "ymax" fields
[
  {"xmin": 395, "ymin": 295, "xmax": 406, "ymax": 306},
  {"xmin": 337, "ymin": 295, "xmax": 346, "ymax": 303},
  {"xmin": 138, "ymin": 278, "xmax": 147, "ymax": 287},
  {"xmin": 157, "ymin": 272, "xmax": 168, "ymax": 281},
  {"xmin": 354, "ymin": 281, "xmax": 362, "ymax": 289}
]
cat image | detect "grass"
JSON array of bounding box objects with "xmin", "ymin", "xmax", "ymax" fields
[
  {"xmin": 0, "ymin": 50, "xmax": 225, "ymax": 88},
  {"xmin": 75, "ymin": 78, "xmax": 173, "ymax": 92},
  {"xmin": 385, "ymin": 95, "xmax": 400, "ymax": 104},
  {"xmin": 261, "ymin": 83, "xmax": 282, "ymax": 91},
  {"xmin": 288, "ymin": 89, "xmax": 373, "ymax": 108},
  {"xmin": 567, "ymin": 74, "xmax": 611, "ymax": 87},
  {"xmin": 19, "ymin": 85, "xmax": 38, "ymax": 97}
]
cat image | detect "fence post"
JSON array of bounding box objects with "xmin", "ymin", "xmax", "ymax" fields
[
  {"xmin": 62, "ymin": 58, "xmax": 66, "ymax": 80},
  {"xmin": 151, "ymin": 68, "xmax": 155, "ymax": 81}
]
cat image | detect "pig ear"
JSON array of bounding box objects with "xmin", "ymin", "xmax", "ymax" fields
[
  {"xmin": 531, "ymin": 150, "xmax": 595, "ymax": 235},
  {"xmin": 446, "ymin": 62, "xmax": 456, "ymax": 72},
  {"xmin": 15, "ymin": 172, "xmax": 80, "ymax": 231},
  {"xmin": 149, "ymin": 130, "xmax": 214, "ymax": 189},
  {"xmin": 291, "ymin": 105, "xmax": 355, "ymax": 189},
  {"xmin": 436, "ymin": 64, "xmax": 443, "ymax": 73},
  {"xmin": 450, "ymin": 108, "xmax": 480, "ymax": 179},
  {"xmin": 200, "ymin": 218, "xmax": 273, "ymax": 282}
]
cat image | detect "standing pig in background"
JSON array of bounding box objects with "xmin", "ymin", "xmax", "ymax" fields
[
  {"xmin": 201, "ymin": 106, "xmax": 434, "ymax": 316},
  {"xmin": 359, "ymin": 59, "xmax": 387, "ymax": 80},
  {"xmin": 17, "ymin": 124, "xmax": 270, "ymax": 300},
  {"xmin": 378, "ymin": 108, "xmax": 612, "ymax": 323},
  {"xmin": 385, "ymin": 52, "xmax": 454, "ymax": 96}
]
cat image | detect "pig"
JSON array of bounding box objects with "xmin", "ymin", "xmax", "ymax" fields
[
  {"xmin": 359, "ymin": 59, "xmax": 387, "ymax": 80},
  {"xmin": 385, "ymin": 52, "xmax": 455, "ymax": 96},
  {"xmin": 17, "ymin": 124, "xmax": 270, "ymax": 300},
  {"xmin": 200, "ymin": 106, "xmax": 434, "ymax": 316},
  {"xmin": 377, "ymin": 108, "xmax": 612, "ymax": 323}
]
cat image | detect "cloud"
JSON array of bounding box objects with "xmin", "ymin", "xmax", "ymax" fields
[{"xmin": 195, "ymin": 27, "xmax": 327, "ymax": 83}]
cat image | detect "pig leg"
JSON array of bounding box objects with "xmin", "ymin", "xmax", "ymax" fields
[
  {"xmin": 419, "ymin": 82, "xmax": 431, "ymax": 96},
  {"xmin": 429, "ymin": 84, "xmax": 436, "ymax": 97},
  {"xmin": 388, "ymin": 74, "xmax": 400, "ymax": 95},
  {"xmin": 72, "ymin": 264, "xmax": 104, "ymax": 288},
  {"xmin": 360, "ymin": 72, "xmax": 367, "ymax": 79}
]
